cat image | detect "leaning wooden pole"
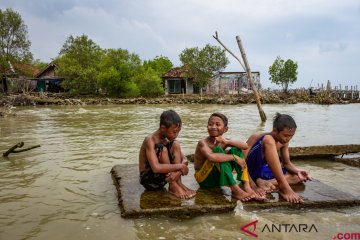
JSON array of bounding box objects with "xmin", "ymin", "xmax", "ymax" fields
[
  {"xmin": 236, "ymin": 36, "xmax": 266, "ymax": 122},
  {"xmin": 213, "ymin": 32, "xmax": 266, "ymax": 122}
]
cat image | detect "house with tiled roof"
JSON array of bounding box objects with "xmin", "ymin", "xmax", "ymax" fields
[
  {"xmin": 162, "ymin": 66, "xmax": 199, "ymax": 94},
  {"xmin": 1, "ymin": 62, "xmax": 41, "ymax": 93}
]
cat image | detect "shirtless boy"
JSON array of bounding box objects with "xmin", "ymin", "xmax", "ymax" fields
[
  {"xmin": 245, "ymin": 113, "xmax": 311, "ymax": 204},
  {"xmin": 139, "ymin": 110, "xmax": 195, "ymax": 199},
  {"xmin": 194, "ymin": 112, "xmax": 263, "ymax": 202}
]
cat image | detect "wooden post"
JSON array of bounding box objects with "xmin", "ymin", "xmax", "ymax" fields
[
  {"xmin": 236, "ymin": 36, "xmax": 267, "ymax": 122},
  {"xmin": 213, "ymin": 32, "xmax": 266, "ymax": 122}
]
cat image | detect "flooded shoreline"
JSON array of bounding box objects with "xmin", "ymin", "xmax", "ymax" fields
[
  {"xmin": 1, "ymin": 89, "xmax": 360, "ymax": 109},
  {"xmin": 1, "ymin": 103, "xmax": 360, "ymax": 239}
]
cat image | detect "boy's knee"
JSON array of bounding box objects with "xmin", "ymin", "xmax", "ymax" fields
[{"xmin": 159, "ymin": 147, "xmax": 170, "ymax": 163}]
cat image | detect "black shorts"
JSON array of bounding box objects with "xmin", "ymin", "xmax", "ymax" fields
[{"xmin": 140, "ymin": 169, "xmax": 167, "ymax": 191}]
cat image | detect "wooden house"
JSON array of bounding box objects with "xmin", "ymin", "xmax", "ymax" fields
[
  {"xmin": 33, "ymin": 62, "xmax": 64, "ymax": 93},
  {"xmin": 162, "ymin": 67, "xmax": 199, "ymax": 94}
]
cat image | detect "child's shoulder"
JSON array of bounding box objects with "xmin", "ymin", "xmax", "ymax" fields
[
  {"xmin": 196, "ymin": 137, "xmax": 209, "ymax": 147},
  {"xmin": 263, "ymin": 134, "xmax": 276, "ymax": 145},
  {"xmin": 143, "ymin": 132, "xmax": 158, "ymax": 144}
]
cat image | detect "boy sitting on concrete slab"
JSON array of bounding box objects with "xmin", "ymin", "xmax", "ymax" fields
[
  {"xmin": 194, "ymin": 113, "xmax": 264, "ymax": 201},
  {"xmin": 139, "ymin": 110, "xmax": 195, "ymax": 199},
  {"xmin": 245, "ymin": 112, "xmax": 311, "ymax": 204}
]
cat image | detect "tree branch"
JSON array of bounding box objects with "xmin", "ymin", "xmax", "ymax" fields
[
  {"xmin": 3, "ymin": 142, "xmax": 41, "ymax": 157},
  {"xmin": 212, "ymin": 31, "xmax": 246, "ymax": 71}
]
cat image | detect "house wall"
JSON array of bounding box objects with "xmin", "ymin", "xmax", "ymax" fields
[
  {"xmin": 186, "ymin": 79, "xmax": 193, "ymax": 94},
  {"xmin": 40, "ymin": 68, "xmax": 55, "ymax": 78},
  {"xmin": 206, "ymin": 72, "xmax": 261, "ymax": 95},
  {"xmin": 164, "ymin": 78, "xmax": 194, "ymax": 94}
]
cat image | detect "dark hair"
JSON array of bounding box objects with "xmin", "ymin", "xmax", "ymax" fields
[
  {"xmin": 209, "ymin": 112, "xmax": 228, "ymax": 127},
  {"xmin": 160, "ymin": 110, "xmax": 182, "ymax": 128},
  {"xmin": 273, "ymin": 112, "xmax": 297, "ymax": 131}
]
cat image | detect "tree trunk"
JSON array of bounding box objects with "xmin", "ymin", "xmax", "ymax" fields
[{"xmin": 235, "ymin": 36, "xmax": 267, "ymax": 122}]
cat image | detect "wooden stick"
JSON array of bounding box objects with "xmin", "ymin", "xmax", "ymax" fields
[
  {"xmin": 236, "ymin": 36, "xmax": 267, "ymax": 122},
  {"xmin": 212, "ymin": 31, "xmax": 267, "ymax": 122},
  {"xmin": 3, "ymin": 142, "xmax": 41, "ymax": 157},
  {"xmin": 212, "ymin": 31, "xmax": 246, "ymax": 71}
]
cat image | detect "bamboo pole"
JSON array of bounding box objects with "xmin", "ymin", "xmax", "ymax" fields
[
  {"xmin": 236, "ymin": 36, "xmax": 266, "ymax": 122},
  {"xmin": 212, "ymin": 31, "xmax": 266, "ymax": 122}
]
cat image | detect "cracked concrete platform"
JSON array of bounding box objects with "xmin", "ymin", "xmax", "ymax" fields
[{"xmin": 111, "ymin": 164, "xmax": 360, "ymax": 218}]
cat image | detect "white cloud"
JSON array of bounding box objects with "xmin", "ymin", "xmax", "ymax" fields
[{"xmin": 1, "ymin": 0, "xmax": 359, "ymax": 88}]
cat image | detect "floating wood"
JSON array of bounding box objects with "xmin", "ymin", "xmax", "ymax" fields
[{"xmin": 3, "ymin": 142, "xmax": 41, "ymax": 157}]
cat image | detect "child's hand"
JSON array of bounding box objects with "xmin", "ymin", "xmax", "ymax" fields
[
  {"xmin": 234, "ymin": 155, "xmax": 246, "ymax": 169},
  {"xmin": 166, "ymin": 171, "xmax": 181, "ymax": 183},
  {"xmin": 214, "ymin": 136, "xmax": 227, "ymax": 145},
  {"xmin": 180, "ymin": 164, "xmax": 189, "ymax": 175},
  {"xmin": 297, "ymin": 169, "xmax": 311, "ymax": 182}
]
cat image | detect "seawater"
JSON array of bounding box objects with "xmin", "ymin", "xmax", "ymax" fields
[{"xmin": 0, "ymin": 103, "xmax": 359, "ymax": 240}]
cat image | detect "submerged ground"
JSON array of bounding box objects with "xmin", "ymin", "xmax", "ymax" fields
[{"xmin": 1, "ymin": 103, "xmax": 359, "ymax": 240}]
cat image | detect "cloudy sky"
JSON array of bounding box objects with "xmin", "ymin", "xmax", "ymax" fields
[{"xmin": 1, "ymin": 0, "xmax": 359, "ymax": 89}]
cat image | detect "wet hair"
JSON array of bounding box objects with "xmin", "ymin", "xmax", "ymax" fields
[
  {"xmin": 209, "ymin": 112, "xmax": 228, "ymax": 127},
  {"xmin": 160, "ymin": 110, "xmax": 182, "ymax": 128},
  {"xmin": 273, "ymin": 112, "xmax": 297, "ymax": 131}
]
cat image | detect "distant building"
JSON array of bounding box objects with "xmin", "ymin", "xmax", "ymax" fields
[
  {"xmin": 162, "ymin": 68, "xmax": 261, "ymax": 95},
  {"xmin": 1, "ymin": 62, "xmax": 40, "ymax": 93},
  {"xmin": 206, "ymin": 71, "xmax": 261, "ymax": 95},
  {"xmin": 33, "ymin": 62, "xmax": 64, "ymax": 93},
  {"xmin": 162, "ymin": 66, "xmax": 199, "ymax": 94}
]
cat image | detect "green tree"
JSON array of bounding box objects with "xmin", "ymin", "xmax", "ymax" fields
[
  {"xmin": 32, "ymin": 59, "xmax": 48, "ymax": 71},
  {"xmin": 0, "ymin": 8, "xmax": 33, "ymax": 76},
  {"xmin": 56, "ymin": 34, "xmax": 103, "ymax": 94},
  {"xmin": 179, "ymin": 44, "xmax": 229, "ymax": 89},
  {"xmin": 268, "ymin": 56, "xmax": 298, "ymax": 93},
  {"xmin": 97, "ymin": 48, "xmax": 142, "ymax": 96},
  {"xmin": 132, "ymin": 66, "xmax": 164, "ymax": 97},
  {"xmin": 143, "ymin": 55, "xmax": 173, "ymax": 77}
]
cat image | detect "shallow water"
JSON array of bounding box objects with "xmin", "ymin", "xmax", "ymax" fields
[{"xmin": 0, "ymin": 103, "xmax": 359, "ymax": 240}]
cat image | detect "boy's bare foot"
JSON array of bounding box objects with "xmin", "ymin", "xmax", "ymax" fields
[
  {"xmin": 242, "ymin": 183, "xmax": 266, "ymax": 201},
  {"xmin": 279, "ymin": 188, "xmax": 304, "ymax": 204},
  {"xmin": 256, "ymin": 178, "xmax": 277, "ymax": 193},
  {"xmin": 178, "ymin": 181, "xmax": 196, "ymax": 198},
  {"xmin": 168, "ymin": 182, "xmax": 188, "ymax": 199},
  {"xmin": 230, "ymin": 185, "xmax": 255, "ymax": 202}
]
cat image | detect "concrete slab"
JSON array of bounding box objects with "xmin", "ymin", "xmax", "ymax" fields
[
  {"xmin": 111, "ymin": 164, "xmax": 360, "ymax": 218},
  {"xmin": 243, "ymin": 180, "xmax": 360, "ymax": 210},
  {"xmin": 289, "ymin": 144, "xmax": 360, "ymax": 159},
  {"xmin": 111, "ymin": 164, "xmax": 237, "ymax": 218},
  {"xmin": 186, "ymin": 144, "xmax": 360, "ymax": 162},
  {"xmin": 335, "ymin": 153, "xmax": 360, "ymax": 168}
]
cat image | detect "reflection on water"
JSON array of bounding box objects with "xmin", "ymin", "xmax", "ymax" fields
[{"xmin": 1, "ymin": 103, "xmax": 360, "ymax": 240}]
